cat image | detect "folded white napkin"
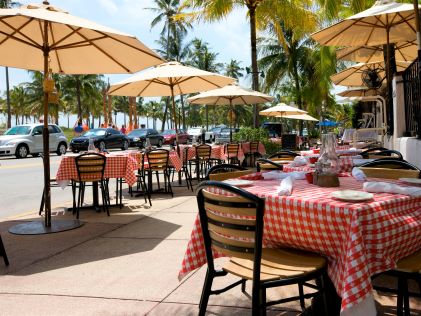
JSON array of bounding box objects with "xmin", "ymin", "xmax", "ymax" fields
[
  {"xmin": 363, "ymin": 181, "xmax": 421, "ymax": 197},
  {"xmin": 262, "ymin": 171, "xmax": 306, "ymax": 180},
  {"xmin": 352, "ymin": 167, "xmax": 367, "ymax": 181},
  {"xmin": 276, "ymin": 176, "xmax": 294, "ymax": 196},
  {"xmin": 290, "ymin": 156, "xmax": 308, "ymax": 167}
]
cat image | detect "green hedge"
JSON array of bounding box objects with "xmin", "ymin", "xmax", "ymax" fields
[{"xmin": 233, "ymin": 127, "xmax": 280, "ymax": 155}]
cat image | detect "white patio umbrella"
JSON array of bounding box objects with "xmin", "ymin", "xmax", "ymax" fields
[
  {"xmin": 259, "ymin": 103, "xmax": 307, "ymax": 117},
  {"xmin": 331, "ymin": 61, "xmax": 411, "ymax": 87},
  {"xmin": 108, "ymin": 61, "xmax": 235, "ymax": 139},
  {"xmin": 0, "ymin": 1, "xmax": 163, "ymax": 234},
  {"xmin": 187, "ymin": 83, "xmax": 274, "ymax": 141},
  {"xmin": 336, "ymin": 41, "xmax": 418, "ymax": 63}
]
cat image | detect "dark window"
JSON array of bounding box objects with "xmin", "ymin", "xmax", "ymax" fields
[{"xmin": 32, "ymin": 126, "xmax": 43, "ymax": 135}]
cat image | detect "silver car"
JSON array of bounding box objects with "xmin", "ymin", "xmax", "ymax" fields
[{"xmin": 0, "ymin": 124, "xmax": 68, "ymax": 158}]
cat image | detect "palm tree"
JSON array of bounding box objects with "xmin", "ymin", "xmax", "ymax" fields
[
  {"xmin": 9, "ymin": 85, "xmax": 28, "ymax": 125},
  {"xmin": 258, "ymin": 23, "xmax": 313, "ymax": 134},
  {"xmin": 224, "ymin": 59, "xmax": 243, "ymax": 79},
  {"xmin": 189, "ymin": 38, "xmax": 222, "ymax": 129},
  {"xmin": 156, "ymin": 30, "xmax": 192, "ymax": 129},
  {"xmin": 148, "ymin": 0, "xmax": 191, "ymax": 131},
  {"xmin": 0, "ymin": 0, "xmax": 19, "ymax": 128},
  {"xmin": 182, "ymin": 0, "xmax": 316, "ymax": 127}
]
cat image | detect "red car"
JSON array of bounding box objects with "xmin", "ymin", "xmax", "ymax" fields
[{"xmin": 161, "ymin": 129, "xmax": 189, "ymax": 145}]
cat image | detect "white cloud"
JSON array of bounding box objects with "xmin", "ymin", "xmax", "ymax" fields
[{"xmin": 97, "ymin": 0, "xmax": 118, "ymax": 15}]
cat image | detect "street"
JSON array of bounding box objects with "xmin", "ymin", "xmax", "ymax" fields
[{"xmin": 0, "ymin": 152, "xmax": 124, "ymax": 219}]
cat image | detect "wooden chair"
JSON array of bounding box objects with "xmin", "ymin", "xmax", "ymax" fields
[
  {"xmin": 256, "ymin": 158, "xmax": 284, "ymax": 172},
  {"xmin": 189, "ymin": 144, "xmax": 212, "ymax": 182},
  {"xmin": 226, "ymin": 143, "xmax": 240, "ymax": 166},
  {"xmin": 145, "ymin": 149, "xmax": 173, "ymax": 197},
  {"xmin": 206, "ymin": 163, "xmax": 247, "ymax": 180},
  {"xmin": 245, "ymin": 141, "xmax": 261, "ymax": 167},
  {"xmin": 196, "ymin": 181, "xmax": 329, "ymax": 316},
  {"xmin": 74, "ymin": 153, "xmax": 109, "ymax": 219},
  {"xmin": 129, "ymin": 152, "xmax": 151, "ymax": 206},
  {"xmin": 362, "ymin": 161, "xmax": 421, "ymax": 315},
  {"xmin": 0, "ymin": 233, "xmax": 9, "ymax": 266},
  {"xmin": 359, "ymin": 159, "xmax": 420, "ymax": 180}
]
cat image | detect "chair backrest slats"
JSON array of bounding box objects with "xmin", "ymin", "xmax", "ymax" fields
[
  {"xmin": 75, "ymin": 153, "xmax": 106, "ymax": 182},
  {"xmin": 196, "ymin": 144, "xmax": 211, "ymax": 159},
  {"xmin": 209, "ymin": 170, "xmax": 254, "ymax": 181},
  {"xmin": 226, "ymin": 143, "xmax": 239, "ymax": 157},
  {"xmin": 146, "ymin": 149, "xmax": 169, "ymax": 171},
  {"xmin": 249, "ymin": 141, "xmax": 259, "ymax": 153}
]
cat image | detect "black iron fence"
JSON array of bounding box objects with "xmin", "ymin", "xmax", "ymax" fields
[{"xmin": 403, "ymin": 59, "xmax": 421, "ymax": 138}]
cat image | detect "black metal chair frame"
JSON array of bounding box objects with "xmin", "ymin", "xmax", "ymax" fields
[
  {"xmin": 361, "ymin": 149, "xmax": 403, "ymax": 160},
  {"xmin": 372, "ymin": 269, "xmax": 421, "ymax": 316},
  {"xmin": 144, "ymin": 149, "xmax": 173, "ymax": 197},
  {"xmin": 256, "ymin": 158, "xmax": 284, "ymax": 172},
  {"xmin": 359, "ymin": 159, "xmax": 420, "ymax": 172},
  {"xmin": 129, "ymin": 152, "xmax": 152, "ymax": 206},
  {"xmin": 0, "ymin": 234, "xmax": 9, "ymax": 266},
  {"xmin": 205, "ymin": 163, "xmax": 247, "ymax": 180},
  {"xmin": 268, "ymin": 150, "xmax": 299, "ymax": 159},
  {"xmin": 175, "ymin": 146, "xmax": 193, "ymax": 191},
  {"xmin": 196, "ymin": 181, "xmax": 329, "ymax": 316},
  {"xmin": 74, "ymin": 153, "xmax": 109, "ymax": 219}
]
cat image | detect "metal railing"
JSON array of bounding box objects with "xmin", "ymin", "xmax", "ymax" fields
[{"xmin": 403, "ymin": 59, "xmax": 421, "ymax": 138}]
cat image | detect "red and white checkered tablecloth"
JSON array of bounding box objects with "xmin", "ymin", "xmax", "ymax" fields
[
  {"xmin": 56, "ymin": 153, "xmax": 137, "ymax": 186},
  {"xmin": 283, "ymin": 156, "xmax": 354, "ymax": 173},
  {"xmin": 178, "ymin": 145, "xmax": 227, "ymax": 162},
  {"xmin": 178, "ymin": 176, "xmax": 421, "ymax": 313},
  {"xmin": 301, "ymin": 149, "xmax": 362, "ymax": 157}
]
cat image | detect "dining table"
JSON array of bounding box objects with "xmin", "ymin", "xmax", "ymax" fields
[
  {"xmin": 179, "ymin": 174, "xmax": 421, "ymax": 315},
  {"xmin": 55, "ymin": 151, "xmax": 138, "ymax": 209}
]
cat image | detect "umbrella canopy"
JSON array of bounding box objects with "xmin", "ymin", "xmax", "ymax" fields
[
  {"xmin": 312, "ymin": 1, "xmax": 419, "ymax": 47},
  {"xmin": 280, "ymin": 113, "xmax": 319, "ymax": 121},
  {"xmin": 187, "ymin": 82, "xmax": 274, "ymax": 141},
  {"xmin": 336, "ymin": 41, "xmax": 417, "ymax": 63},
  {"xmin": 109, "ymin": 61, "xmax": 235, "ymax": 135},
  {"xmin": 186, "ymin": 82, "xmax": 274, "ymax": 105},
  {"xmin": 331, "ymin": 60, "xmax": 411, "ymax": 87},
  {"xmin": 259, "ymin": 103, "xmax": 307, "ymax": 117},
  {"xmin": 337, "ymin": 88, "xmax": 380, "ymax": 98},
  {"xmin": 0, "ymin": 3, "xmax": 162, "ymax": 74},
  {"xmin": 316, "ymin": 119, "xmax": 337, "ymax": 127},
  {"xmin": 0, "ymin": 1, "xmax": 163, "ymax": 233}
]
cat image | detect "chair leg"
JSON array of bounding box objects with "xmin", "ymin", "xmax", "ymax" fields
[
  {"xmin": 241, "ymin": 279, "xmax": 247, "ymax": 293},
  {"xmin": 402, "ymin": 277, "xmax": 410, "ymax": 316},
  {"xmin": 298, "ymin": 282, "xmax": 306, "ymax": 311},
  {"xmin": 76, "ymin": 183, "xmax": 83, "ymax": 219},
  {"xmin": 119, "ymin": 178, "xmax": 123, "ymax": 208},
  {"xmin": 0, "ymin": 234, "xmax": 9, "ymax": 266},
  {"xmin": 320, "ymin": 273, "xmax": 330, "ymax": 316},
  {"xmin": 72, "ymin": 181, "xmax": 76, "ymax": 213},
  {"xmin": 101, "ymin": 180, "xmax": 110, "ymax": 216},
  {"xmin": 199, "ymin": 269, "xmax": 214, "ymax": 316},
  {"xmin": 259, "ymin": 288, "xmax": 266, "ymax": 316}
]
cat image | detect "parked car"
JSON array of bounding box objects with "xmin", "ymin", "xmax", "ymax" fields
[
  {"xmin": 214, "ymin": 128, "xmax": 239, "ymax": 144},
  {"xmin": 70, "ymin": 128, "xmax": 129, "ymax": 152},
  {"xmin": 127, "ymin": 128, "xmax": 163, "ymax": 148},
  {"xmin": 161, "ymin": 129, "xmax": 189, "ymax": 145},
  {"xmin": 0, "ymin": 123, "xmax": 68, "ymax": 158},
  {"xmin": 205, "ymin": 125, "xmax": 226, "ymax": 143},
  {"xmin": 187, "ymin": 127, "xmax": 205, "ymax": 143}
]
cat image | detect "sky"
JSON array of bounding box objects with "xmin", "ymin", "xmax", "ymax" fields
[{"xmin": 0, "ymin": 0, "xmax": 251, "ymax": 91}]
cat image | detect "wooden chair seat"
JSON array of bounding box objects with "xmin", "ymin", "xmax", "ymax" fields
[
  {"xmin": 395, "ymin": 250, "xmax": 421, "ymax": 273},
  {"xmin": 223, "ymin": 248, "xmax": 326, "ymax": 282}
]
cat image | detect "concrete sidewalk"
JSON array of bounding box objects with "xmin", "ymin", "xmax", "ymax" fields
[{"xmin": 0, "ymin": 186, "xmax": 419, "ymax": 315}]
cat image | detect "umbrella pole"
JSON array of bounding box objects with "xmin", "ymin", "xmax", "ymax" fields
[
  {"xmin": 170, "ymin": 85, "xmax": 179, "ymax": 143},
  {"xmin": 230, "ymin": 99, "xmax": 233, "ymax": 142},
  {"xmin": 386, "ymin": 26, "xmax": 392, "ymax": 136},
  {"xmin": 42, "ymin": 22, "xmax": 52, "ymax": 228}
]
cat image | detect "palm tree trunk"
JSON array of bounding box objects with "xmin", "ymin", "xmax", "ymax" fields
[
  {"xmin": 293, "ymin": 66, "xmax": 303, "ymax": 135},
  {"xmin": 76, "ymin": 76, "xmax": 82, "ymax": 120},
  {"xmin": 205, "ymin": 105, "xmax": 208, "ymax": 130},
  {"xmin": 180, "ymin": 94, "xmax": 186, "ymax": 130},
  {"xmin": 249, "ymin": 4, "xmax": 259, "ymax": 128},
  {"xmin": 102, "ymin": 88, "xmax": 108, "ymax": 125},
  {"xmin": 5, "ymin": 67, "xmax": 11, "ymax": 128}
]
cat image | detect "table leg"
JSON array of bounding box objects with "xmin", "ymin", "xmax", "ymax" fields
[
  {"xmin": 311, "ymin": 274, "xmax": 341, "ymax": 316},
  {"xmin": 92, "ymin": 181, "xmax": 99, "ymax": 210}
]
